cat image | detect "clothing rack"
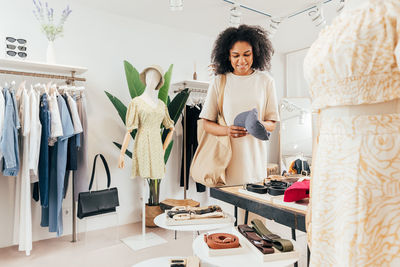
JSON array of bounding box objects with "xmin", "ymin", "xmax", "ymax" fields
[
  {"xmin": 0, "ymin": 58, "xmax": 87, "ymax": 245},
  {"xmin": 172, "ymin": 80, "xmax": 209, "ymax": 199}
]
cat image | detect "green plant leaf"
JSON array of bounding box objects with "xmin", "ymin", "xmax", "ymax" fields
[
  {"xmin": 124, "ymin": 60, "xmax": 145, "ymax": 98},
  {"xmin": 158, "ymin": 64, "xmax": 173, "ymax": 104},
  {"xmin": 105, "ymin": 91, "xmax": 127, "ymax": 124},
  {"xmin": 113, "ymin": 141, "xmax": 133, "ymax": 158},
  {"xmin": 168, "ymin": 89, "xmax": 190, "ymax": 124},
  {"xmin": 164, "ymin": 140, "xmax": 174, "ymax": 164}
]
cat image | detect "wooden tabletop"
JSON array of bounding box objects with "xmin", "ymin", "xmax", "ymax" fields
[{"xmin": 210, "ymin": 186, "xmax": 307, "ymax": 232}]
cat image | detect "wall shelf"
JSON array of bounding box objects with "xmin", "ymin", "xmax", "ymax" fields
[{"xmin": 0, "ymin": 58, "xmax": 87, "ymax": 75}]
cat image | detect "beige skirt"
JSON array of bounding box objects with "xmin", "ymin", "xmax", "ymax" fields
[{"xmin": 309, "ymin": 101, "xmax": 400, "ymax": 267}]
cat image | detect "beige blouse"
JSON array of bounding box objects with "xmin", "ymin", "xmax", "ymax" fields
[
  {"xmin": 126, "ymin": 97, "xmax": 174, "ymax": 179},
  {"xmin": 304, "ymin": 0, "xmax": 400, "ymax": 110},
  {"xmin": 200, "ymin": 71, "xmax": 280, "ymax": 185}
]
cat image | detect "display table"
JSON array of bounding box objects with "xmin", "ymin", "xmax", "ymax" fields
[
  {"xmin": 132, "ymin": 256, "xmax": 186, "ymax": 267},
  {"xmin": 210, "ymin": 186, "xmax": 309, "ymax": 266},
  {"xmin": 154, "ymin": 213, "xmax": 235, "ymax": 239},
  {"xmin": 192, "ymin": 229, "xmax": 299, "ymax": 267}
]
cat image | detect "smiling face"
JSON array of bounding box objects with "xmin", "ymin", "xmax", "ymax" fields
[{"xmin": 229, "ymin": 41, "xmax": 254, "ymax": 76}]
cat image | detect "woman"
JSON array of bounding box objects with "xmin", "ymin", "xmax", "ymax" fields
[
  {"xmin": 304, "ymin": 0, "xmax": 400, "ymax": 265},
  {"xmin": 200, "ymin": 25, "xmax": 279, "ymax": 185}
]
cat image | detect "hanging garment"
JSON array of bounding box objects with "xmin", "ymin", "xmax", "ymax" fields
[
  {"xmin": 62, "ymin": 93, "xmax": 79, "ymax": 198},
  {"xmin": 1, "ymin": 88, "xmax": 20, "ymax": 176},
  {"xmin": 200, "ymin": 71, "xmax": 280, "ymax": 185},
  {"xmin": 125, "ymin": 97, "xmax": 174, "ymax": 179},
  {"xmin": 48, "ymin": 93, "xmax": 63, "ymax": 146},
  {"xmin": 66, "ymin": 92, "xmax": 83, "ymax": 134},
  {"xmin": 180, "ymin": 105, "xmax": 206, "ymax": 192},
  {"xmin": 74, "ymin": 93, "xmax": 88, "ymax": 201},
  {"xmin": 35, "ymin": 93, "xmax": 51, "ymax": 207},
  {"xmin": 303, "ymin": 0, "xmax": 400, "ymax": 265},
  {"xmin": 41, "ymin": 95, "xmax": 74, "ymax": 236},
  {"xmin": 0, "ymin": 86, "xmax": 5, "ymax": 159},
  {"xmin": 15, "ymin": 87, "xmax": 32, "ymax": 254},
  {"xmin": 28, "ymin": 89, "xmax": 42, "ymax": 183}
]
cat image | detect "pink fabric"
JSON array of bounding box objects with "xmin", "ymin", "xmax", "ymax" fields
[{"xmin": 283, "ymin": 180, "xmax": 310, "ymax": 202}]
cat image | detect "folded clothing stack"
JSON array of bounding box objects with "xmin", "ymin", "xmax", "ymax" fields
[
  {"xmin": 238, "ymin": 219, "xmax": 294, "ymax": 254},
  {"xmin": 167, "ymin": 205, "xmax": 224, "ymax": 220},
  {"xmin": 283, "ymin": 180, "xmax": 310, "ymax": 202}
]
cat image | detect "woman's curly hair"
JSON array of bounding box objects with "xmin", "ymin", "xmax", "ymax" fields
[{"xmin": 211, "ymin": 24, "xmax": 274, "ymax": 75}]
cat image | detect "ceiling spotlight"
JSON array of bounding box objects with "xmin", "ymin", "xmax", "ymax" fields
[
  {"xmin": 229, "ymin": 2, "xmax": 242, "ymax": 27},
  {"xmin": 169, "ymin": 0, "xmax": 183, "ymax": 11},
  {"xmin": 267, "ymin": 17, "xmax": 282, "ymax": 38},
  {"xmin": 337, "ymin": 0, "xmax": 345, "ymax": 13},
  {"xmin": 308, "ymin": 3, "xmax": 326, "ymax": 28}
]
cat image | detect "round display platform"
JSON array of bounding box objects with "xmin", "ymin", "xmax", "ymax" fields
[
  {"xmin": 192, "ymin": 228, "xmax": 299, "ymax": 267},
  {"xmin": 154, "ymin": 213, "xmax": 235, "ymax": 232}
]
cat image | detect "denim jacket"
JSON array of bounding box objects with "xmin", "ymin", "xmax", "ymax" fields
[{"xmin": 1, "ymin": 88, "xmax": 20, "ymax": 176}]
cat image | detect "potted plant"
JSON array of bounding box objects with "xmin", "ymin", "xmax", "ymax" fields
[{"xmin": 105, "ymin": 60, "xmax": 189, "ymax": 226}]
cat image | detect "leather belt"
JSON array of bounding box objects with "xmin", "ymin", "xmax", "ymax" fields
[
  {"xmin": 204, "ymin": 233, "xmax": 240, "ymax": 249},
  {"xmin": 246, "ymin": 184, "xmax": 268, "ymax": 194},
  {"xmin": 251, "ymin": 219, "xmax": 294, "ymax": 252},
  {"xmin": 238, "ymin": 224, "xmax": 274, "ymax": 254},
  {"xmin": 268, "ymin": 186, "xmax": 286, "ymax": 196}
]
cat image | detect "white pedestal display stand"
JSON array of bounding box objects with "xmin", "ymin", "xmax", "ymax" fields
[
  {"xmin": 154, "ymin": 213, "xmax": 235, "ymax": 240},
  {"xmin": 192, "ymin": 227, "xmax": 299, "ymax": 267},
  {"xmin": 121, "ymin": 180, "xmax": 167, "ymax": 251},
  {"xmin": 132, "ymin": 256, "xmax": 187, "ymax": 267}
]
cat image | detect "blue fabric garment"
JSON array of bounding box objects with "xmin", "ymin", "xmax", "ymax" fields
[
  {"xmin": 62, "ymin": 93, "xmax": 79, "ymax": 198},
  {"xmin": 41, "ymin": 96, "xmax": 74, "ymax": 236},
  {"xmin": 38, "ymin": 94, "xmax": 51, "ymax": 207},
  {"xmin": 1, "ymin": 88, "xmax": 20, "ymax": 176}
]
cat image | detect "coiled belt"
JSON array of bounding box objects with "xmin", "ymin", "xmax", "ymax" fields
[
  {"xmin": 246, "ymin": 184, "xmax": 268, "ymax": 194},
  {"xmin": 204, "ymin": 233, "xmax": 240, "ymax": 249},
  {"xmin": 238, "ymin": 225, "xmax": 274, "ymax": 254},
  {"xmin": 251, "ymin": 219, "xmax": 293, "ymax": 252},
  {"xmin": 246, "ymin": 182, "xmax": 287, "ymax": 196}
]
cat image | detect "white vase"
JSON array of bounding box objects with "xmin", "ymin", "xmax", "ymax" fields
[{"xmin": 46, "ymin": 41, "xmax": 56, "ymax": 64}]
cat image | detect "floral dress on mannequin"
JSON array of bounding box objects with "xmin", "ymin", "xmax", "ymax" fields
[{"xmin": 126, "ymin": 97, "xmax": 174, "ymax": 179}]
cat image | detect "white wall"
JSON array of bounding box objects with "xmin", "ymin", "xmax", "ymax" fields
[{"xmin": 0, "ymin": 0, "xmax": 288, "ymax": 248}]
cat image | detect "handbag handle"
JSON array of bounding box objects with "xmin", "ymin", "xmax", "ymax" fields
[
  {"xmin": 88, "ymin": 154, "xmax": 111, "ymax": 191},
  {"xmin": 217, "ymin": 74, "xmax": 226, "ymax": 117}
]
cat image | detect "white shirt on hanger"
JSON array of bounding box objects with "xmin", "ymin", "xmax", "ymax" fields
[
  {"xmin": 66, "ymin": 92, "xmax": 83, "ymax": 134},
  {"xmin": 29, "ymin": 89, "xmax": 42, "ymax": 181},
  {"xmin": 48, "ymin": 92, "xmax": 63, "ymax": 145}
]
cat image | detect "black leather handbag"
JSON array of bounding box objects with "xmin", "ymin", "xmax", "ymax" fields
[{"xmin": 77, "ymin": 154, "xmax": 119, "ymax": 219}]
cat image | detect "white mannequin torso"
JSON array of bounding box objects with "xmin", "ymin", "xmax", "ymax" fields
[{"xmin": 139, "ymin": 69, "xmax": 161, "ymax": 108}]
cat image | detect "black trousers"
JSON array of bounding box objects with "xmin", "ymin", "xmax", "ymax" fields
[{"xmin": 180, "ymin": 105, "xmax": 206, "ymax": 192}]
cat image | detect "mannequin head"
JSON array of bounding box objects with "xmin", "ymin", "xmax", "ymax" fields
[
  {"xmin": 145, "ymin": 69, "xmax": 162, "ymax": 91},
  {"xmin": 139, "ymin": 65, "xmax": 164, "ymax": 90}
]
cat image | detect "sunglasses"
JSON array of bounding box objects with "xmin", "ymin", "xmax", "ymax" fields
[
  {"xmin": 6, "ymin": 50, "xmax": 27, "ymax": 58},
  {"xmin": 6, "ymin": 37, "xmax": 27, "ymax": 45},
  {"xmin": 6, "ymin": 44, "xmax": 26, "ymax": 51}
]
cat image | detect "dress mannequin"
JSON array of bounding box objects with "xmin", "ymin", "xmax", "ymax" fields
[{"xmin": 118, "ymin": 66, "xmax": 174, "ymax": 173}]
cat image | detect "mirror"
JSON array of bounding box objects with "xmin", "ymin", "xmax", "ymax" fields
[{"xmin": 279, "ymin": 97, "xmax": 312, "ymax": 175}]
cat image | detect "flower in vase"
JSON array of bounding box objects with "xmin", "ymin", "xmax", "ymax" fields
[{"xmin": 32, "ymin": 0, "xmax": 72, "ymax": 42}]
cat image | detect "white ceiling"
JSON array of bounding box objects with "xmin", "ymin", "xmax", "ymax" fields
[{"xmin": 75, "ymin": 0, "xmax": 341, "ymax": 53}]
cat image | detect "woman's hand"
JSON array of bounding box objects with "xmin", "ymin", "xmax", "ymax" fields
[{"xmin": 226, "ymin": 125, "xmax": 248, "ymax": 138}]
